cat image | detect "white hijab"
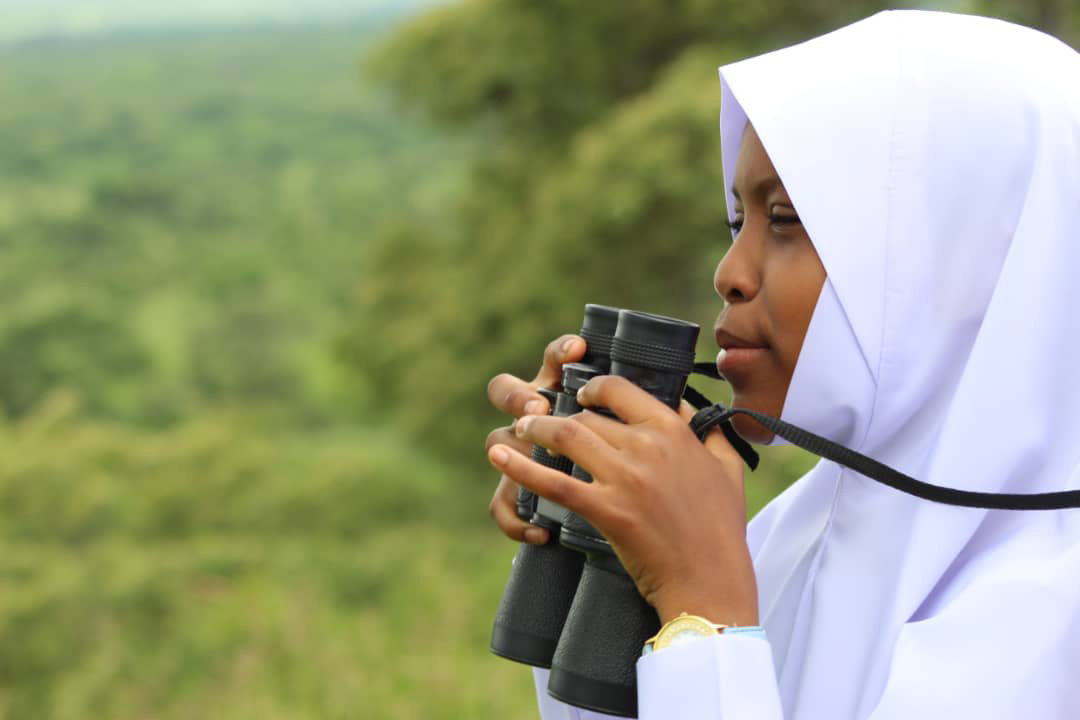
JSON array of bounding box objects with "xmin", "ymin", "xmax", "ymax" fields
[{"xmin": 721, "ymin": 10, "xmax": 1080, "ymax": 719}]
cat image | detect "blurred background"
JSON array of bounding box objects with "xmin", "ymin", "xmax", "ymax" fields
[{"xmin": 0, "ymin": 0, "xmax": 1075, "ymax": 717}]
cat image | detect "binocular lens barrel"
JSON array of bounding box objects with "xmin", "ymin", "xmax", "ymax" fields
[
  {"xmin": 490, "ymin": 307, "xmax": 619, "ymax": 669},
  {"xmin": 548, "ymin": 309, "xmax": 700, "ymax": 718},
  {"xmin": 580, "ymin": 303, "xmax": 620, "ymax": 373}
]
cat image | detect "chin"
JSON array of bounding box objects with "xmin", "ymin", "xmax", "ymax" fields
[
  {"xmin": 730, "ymin": 413, "xmax": 776, "ymax": 445},
  {"xmin": 728, "ymin": 390, "xmax": 781, "ymax": 445}
]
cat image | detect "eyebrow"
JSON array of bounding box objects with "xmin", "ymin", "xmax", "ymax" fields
[{"xmin": 730, "ymin": 174, "xmax": 784, "ymax": 202}]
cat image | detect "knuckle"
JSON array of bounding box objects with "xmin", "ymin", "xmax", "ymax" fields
[
  {"xmin": 571, "ymin": 409, "xmax": 600, "ymax": 433},
  {"xmin": 552, "ymin": 420, "xmax": 580, "ymax": 448},
  {"xmin": 622, "ymin": 462, "xmax": 650, "ymax": 489},
  {"xmin": 489, "ymin": 492, "xmax": 508, "ymax": 522},
  {"xmin": 652, "ymin": 416, "xmax": 678, "ymax": 440},
  {"xmin": 503, "ymin": 388, "xmax": 527, "ymax": 415},
  {"xmin": 605, "ymin": 375, "xmax": 630, "ymax": 391},
  {"xmin": 629, "ymin": 430, "xmax": 659, "ymax": 455},
  {"xmin": 587, "ymin": 374, "xmax": 621, "ymax": 401},
  {"xmin": 655, "ymin": 412, "xmax": 684, "ymax": 437},
  {"xmin": 588, "ymin": 375, "xmax": 610, "ymax": 394},
  {"xmin": 485, "ymin": 427, "xmax": 508, "ymax": 451},
  {"xmin": 543, "ymin": 336, "xmax": 564, "ymax": 362},
  {"xmin": 542, "ymin": 335, "xmax": 571, "ymax": 369}
]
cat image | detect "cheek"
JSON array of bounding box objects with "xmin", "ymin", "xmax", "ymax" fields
[{"xmin": 766, "ymin": 259, "xmax": 826, "ymax": 377}]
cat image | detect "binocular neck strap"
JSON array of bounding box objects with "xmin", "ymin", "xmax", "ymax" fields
[
  {"xmin": 689, "ymin": 403, "xmax": 1080, "ymax": 511},
  {"xmin": 682, "ymin": 383, "xmax": 760, "ymax": 471}
]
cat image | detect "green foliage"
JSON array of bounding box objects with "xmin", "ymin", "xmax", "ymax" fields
[
  {"xmin": 0, "ymin": 392, "xmax": 454, "ymax": 543},
  {"xmin": 0, "ymin": 20, "xmax": 529, "ymax": 719},
  {"xmin": 367, "ymin": 0, "xmax": 896, "ymax": 139},
  {"xmin": 0, "ymin": 24, "xmax": 470, "ymax": 426},
  {"xmin": 0, "ymin": 393, "xmax": 538, "ymax": 719},
  {"xmin": 0, "ymin": 306, "xmax": 150, "ymax": 419},
  {"xmin": 979, "ymin": 0, "xmax": 1079, "ymax": 43}
]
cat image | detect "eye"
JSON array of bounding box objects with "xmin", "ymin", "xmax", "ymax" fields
[
  {"xmin": 768, "ymin": 213, "xmax": 801, "ymax": 231},
  {"xmin": 725, "ymin": 217, "xmax": 744, "ymax": 235}
]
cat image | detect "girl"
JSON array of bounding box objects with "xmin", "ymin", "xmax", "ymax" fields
[{"xmin": 486, "ymin": 11, "xmax": 1080, "ymax": 718}]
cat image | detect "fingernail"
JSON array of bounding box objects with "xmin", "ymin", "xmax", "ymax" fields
[
  {"xmin": 524, "ymin": 528, "xmax": 548, "ymax": 544},
  {"xmin": 515, "ymin": 417, "xmax": 533, "ymax": 437},
  {"xmin": 490, "ymin": 447, "xmax": 509, "ymax": 466},
  {"xmin": 576, "ymin": 387, "xmax": 586, "ymax": 403},
  {"xmin": 561, "ymin": 337, "xmax": 577, "ymax": 354},
  {"xmin": 524, "ymin": 399, "xmax": 543, "ymax": 415}
]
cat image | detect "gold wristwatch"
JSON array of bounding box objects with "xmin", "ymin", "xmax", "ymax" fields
[{"xmin": 642, "ymin": 613, "xmax": 730, "ymax": 655}]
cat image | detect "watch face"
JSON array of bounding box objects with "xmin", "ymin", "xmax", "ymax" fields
[
  {"xmin": 669, "ymin": 628, "xmax": 709, "ymax": 647},
  {"xmin": 654, "ymin": 615, "xmax": 718, "ymax": 651}
]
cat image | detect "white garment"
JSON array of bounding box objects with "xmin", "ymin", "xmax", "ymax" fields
[{"xmin": 534, "ymin": 10, "xmax": 1080, "ymax": 719}]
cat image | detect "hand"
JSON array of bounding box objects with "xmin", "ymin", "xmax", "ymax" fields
[
  {"xmin": 488, "ymin": 375, "xmax": 759, "ymax": 626},
  {"xmin": 484, "ymin": 334, "xmax": 587, "ymax": 545}
]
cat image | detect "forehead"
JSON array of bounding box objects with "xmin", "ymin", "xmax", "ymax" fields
[{"xmin": 732, "ymin": 124, "xmax": 783, "ymax": 200}]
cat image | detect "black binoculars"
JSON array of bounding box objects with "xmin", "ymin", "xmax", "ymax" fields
[{"xmin": 490, "ymin": 304, "xmax": 701, "ymax": 718}]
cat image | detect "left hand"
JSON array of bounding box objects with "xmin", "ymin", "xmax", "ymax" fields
[{"xmin": 487, "ymin": 375, "xmax": 760, "ymax": 626}]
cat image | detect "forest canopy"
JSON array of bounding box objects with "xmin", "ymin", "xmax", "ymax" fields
[{"xmin": 348, "ymin": 0, "xmax": 1079, "ymax": 470}]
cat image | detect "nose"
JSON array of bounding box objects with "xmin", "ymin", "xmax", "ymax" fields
[{"xmin": 713, "ymin": 232, "xmax": 762, "ymax": 304}]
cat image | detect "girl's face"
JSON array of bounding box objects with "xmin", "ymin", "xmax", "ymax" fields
[{"xmin": 713, "ymin": 124, "xmax": 826, "ymax": 443}]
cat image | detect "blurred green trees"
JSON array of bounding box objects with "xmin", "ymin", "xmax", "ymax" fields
[
  {"xmin": 0, "ymin": 22, "xmax": 518, "ymax": 719},
  {"xmin": 0, "ymin": 391, "xmax": 538, "ymax": 720},
  {"xmin": 0, "ymin": 24, "xmax": 470, "ymax": 428},
  {"xmin": 346, "ymin": 0, "xmax": 895, "ymax": 467},
  {"xmin": 349, "ymin": 0, "xmax": 1079, "ymax": 472}
]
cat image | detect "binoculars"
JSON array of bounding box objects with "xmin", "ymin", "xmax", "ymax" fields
[{"xmin": 490, "ymin": 304, "xmax": 701, "ymax": 718}]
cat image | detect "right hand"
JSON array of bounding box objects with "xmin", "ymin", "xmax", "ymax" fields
[{"xmin": 486, "ymin": 334, "xmax": 587, "ymax": 544}]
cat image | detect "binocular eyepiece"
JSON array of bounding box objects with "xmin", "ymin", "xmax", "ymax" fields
[{"xmin": 490, "ymin": 304, "xmax": 700, "ymax": 718}]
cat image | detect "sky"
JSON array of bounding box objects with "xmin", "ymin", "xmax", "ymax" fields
[{"xmin": 0, "ymin": 0, "xmax": 436, "ymax": 44}]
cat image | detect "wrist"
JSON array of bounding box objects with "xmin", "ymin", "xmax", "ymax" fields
[
  {"xmin": 654, "ymin": 588, "xmax": 759, "ymax": 627},
  {"xmin": 643, "ymin": 611, "xmax": 768, "ymax": 657}
]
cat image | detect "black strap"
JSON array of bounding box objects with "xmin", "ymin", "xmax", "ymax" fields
[
  {"xmin": 682, "ymin": 385, "xmax": 759, "ymax": 471},
  {"xmin": 693, "ymin": 361, "xmax": 722, "ymax": 380},
  {"xmin": 690, "ymin": 403, "xmax": 1080, "ymax": 510}
]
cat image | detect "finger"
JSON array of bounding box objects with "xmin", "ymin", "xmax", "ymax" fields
[
  {"xmin": 514, "ymin": 414, "xmax": 620, "ymax": 475},
  {"xmin": 486, "ymin": 425, "xmax": 530, "ymax": 455},
  {"xmin": 702, "ymin": 423, "xmax": 742, "ymax": 461},
  {"xmin": 535, "ymin": 334, "xmax": 587, "ymax": 388},
  {"xmin": 677, "ymin": 399, "xmax": 698, "ymax": 422},
  {"xmin": 578, "ymin": 375, "xmax": 681, "ymax": 427},
  {"xmin": 489, "ymin": 476, "xmax": 550, "ymax": 544},
  {"xmin": 487, "ymin": 373, "xmax": 549, "ymax": 418},
  {"xmin": 573, "ymin": 408, "xmax": 635, "ymax": 449},
  {"xmin": 489, "ymin": 443, "xmax": 594, "ymax": 517},
  {"xmin": 676, "ymin": 399, "xmax": 741, "ymax": 463}
]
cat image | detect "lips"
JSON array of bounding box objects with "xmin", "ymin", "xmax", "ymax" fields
[
  {"xmin": 714, "ymin": 327, "xmax": 768, "ymax": 377},
  {"xmin": 714, "ymin": 328, "xmax": 765, "ymax": 350}
]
